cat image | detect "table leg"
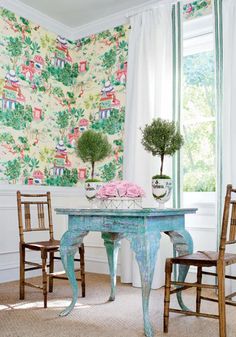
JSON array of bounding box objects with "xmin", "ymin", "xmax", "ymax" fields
[
  {"xmin": 165, "ymin": 229, "xmax": 193, "ymax": 311},
  {"xmin": 126, "ymin": 230, "xmax": 161, "ymax": 337},
  {"xmin": 102, "ymin": 233, "xmax": 124, "ymax": 301},
  {"xmin": 59, "ymin": 229, "xmax": 89, "ymax": 317}
]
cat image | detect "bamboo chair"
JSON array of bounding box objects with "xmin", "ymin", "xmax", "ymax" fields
[
  {"xmin": 163, "ymin": 184, "xmax": 236, "ymax": 337},
  {"xmin": 17, "ymin": 191, "xmax": 85, "ymax": 308}
]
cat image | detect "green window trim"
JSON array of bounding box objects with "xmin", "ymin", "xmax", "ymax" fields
[{"xmin": 172, "ymin": 2, "xmax": 183, "ymax": 209}]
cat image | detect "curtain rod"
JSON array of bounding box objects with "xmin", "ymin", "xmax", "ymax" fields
[{"xmin": 126, "ymin": 0, "xmax": 178, "ymax": 18}]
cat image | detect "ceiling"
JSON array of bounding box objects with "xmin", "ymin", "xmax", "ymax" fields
[{"xmin": 19, "ymin": 0, "xmax": 152, "ymax": 28}]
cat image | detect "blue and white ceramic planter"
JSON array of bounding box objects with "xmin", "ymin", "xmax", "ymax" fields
[
  {"xmin": 85, "ymin": 181, "xmax": 103, "ymax": 200},
  {"xmin": 152, "ymin": 178, "xmax": 172, "ymax": 208}
]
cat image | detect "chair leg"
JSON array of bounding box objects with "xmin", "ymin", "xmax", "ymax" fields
[
  {"xmin": 19, "ymin": 245, "xmax": 25, "ymax": 300},
  {"xmin": 217, "ymin": 262, "xmax": 226, "ymax": 337},
  {"xmin": 41, "ymin": 250, "xmax": 48, "ymax": 308},
  {"xmin": 196, "ymin": 266, "xmax": 202, "ymax": 313},
  {"xmin": 79, "ymin": 244, "xmax": 85, "ymax": 297},
  {"xmin": 49, "ymin": 252, "xmax": 54, "ymax": 293},
  {"xmin": 164, "ymin": 259, "xmax": 173, "ymax": 333}
]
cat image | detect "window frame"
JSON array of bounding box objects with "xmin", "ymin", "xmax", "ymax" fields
[{"xmin": 182, "ymin": 13, "xmax": 216, "ymax": 208}]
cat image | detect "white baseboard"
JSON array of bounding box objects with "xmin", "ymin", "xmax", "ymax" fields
[
  {"xmin": 85, "ymin": 257, "xmax": 120, "ymax": 276},
  {"xmin": 186, "ymin": 266, "xmax": 215, "ymax": 284},
  {"xmin": 0, "ymin": 257, "xmax": 113, "ymax": 284},
  {"xmin": 0, "ymin": 260, "xmax": 216, "ymax": 285},
  {"xmin": 0, "ymin": 264, "xmax": 41, "ymax": 283}
]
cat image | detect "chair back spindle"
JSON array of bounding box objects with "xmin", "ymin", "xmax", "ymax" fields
[
  {"xmin": 47, "ymin": 192, "xmax": 54, "ymax": 240},
  {"xmin": 17, "ymin": 191, "xmax": 54, "ymax": 243},
  {"xmin": 219, "ymin": 185, "xmax": 236, "ymax": 260},
  {"xmin": 229, "ymin": 201, "xmax": 236, "ymax": 241}
]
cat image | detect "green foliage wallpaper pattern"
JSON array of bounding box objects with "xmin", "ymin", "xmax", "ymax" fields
[
  {"xmin": 183, "ymin": 0, "xmax": 212, "ymax": 21},
  {"xmin": 0, "ymin": 8, "xmax": 129, "ymax": 186}
]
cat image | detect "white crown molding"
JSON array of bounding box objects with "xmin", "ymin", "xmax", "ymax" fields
[
  {"xmin": 0, "ymin": 0, "xmax": 73, "ymax": 39},
  {"xmin": 0, "ymin": 0, "xmax": 172, "ymax": 41},
  {"xmin": 70, "ymin": 0, "xmax": 174, "ymax": 40},
  {"xmin": 70, "ymin": 10, "xmax": 129, "ymax": 40}
]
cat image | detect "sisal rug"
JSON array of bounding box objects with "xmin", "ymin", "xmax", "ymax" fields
[{"xmin": 0, "ymin": 273, "xmax": 236, "ymax": 337}]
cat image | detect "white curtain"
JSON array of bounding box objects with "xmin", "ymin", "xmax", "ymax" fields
[
  {"xmin": 221, "ymin": 0, "xmax": 236, "ymax": 292},
  {"xmin": 222, "ymin": 0, "xmax": 236, "ymax": 186},
  {"xmin": 120, "ymin": 4, "xmax": 173, "ymax": 288}
]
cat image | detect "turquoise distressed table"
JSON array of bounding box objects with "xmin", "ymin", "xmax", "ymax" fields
[{"xmin": 55, "ymin": 208, "xmax": 197, "ymax": 337}]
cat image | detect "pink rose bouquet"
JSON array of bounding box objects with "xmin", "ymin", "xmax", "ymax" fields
[{"xmin": 96, "ymin": 181, "xmax": 145, "ymax": 199}]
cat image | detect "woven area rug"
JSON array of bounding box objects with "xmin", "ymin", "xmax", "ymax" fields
[{"xmin": 0, "ymin": 273, "xmax": 236, "ymax": 337}]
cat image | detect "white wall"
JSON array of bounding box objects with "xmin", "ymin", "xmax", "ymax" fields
[
  {"xmin": 0, "ymin": 185, "xmax": 118, "ymax": 284},
  {"xmin": 183, "ymin": 192, "xmax": 217, "ymax": 283}
]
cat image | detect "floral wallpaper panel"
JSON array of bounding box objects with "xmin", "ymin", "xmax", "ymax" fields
[{"xmin": 0, "ymin": 7, "xmax": 129, "ymax": 186}]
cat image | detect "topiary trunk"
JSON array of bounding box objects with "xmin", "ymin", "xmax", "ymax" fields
[
  {"xmin": 160, "ymin": 154, "xmax": 164, "ymax": 176},
  {"xmin": 91, "ymin": 161, "xmax": 95, "ymax": 180}
]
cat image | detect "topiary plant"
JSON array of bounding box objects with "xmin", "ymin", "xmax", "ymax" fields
[
  {"xmin": 76, "ymin": 130, "xmax": 112, "ymax": 181},
  {"xmin": 141, "ymin": 118, "xmax": 184, "ymax": 178}
]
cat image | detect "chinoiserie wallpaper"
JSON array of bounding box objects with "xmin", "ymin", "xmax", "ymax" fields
[
  {"xmin": 183, "ymin": 0, "xmax": 212, "ymax": 21},
  {"xmin": 0, "ymin": 8, "xmax": 129, "ymax": 186}
]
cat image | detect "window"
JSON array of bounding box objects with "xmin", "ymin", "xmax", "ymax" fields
[{"xmin": 182, "ymin": 16, "xmax": 216, "ymax": 194}]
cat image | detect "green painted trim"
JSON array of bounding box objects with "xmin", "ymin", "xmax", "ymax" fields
[
  {"xmin": 172, "ymin": 4, "xmax": 177, "ymax": 120},
  {"xmin": 177, "ymin": 1, "xmax": 182, "ymax": 209},
  {"xmin": 172, "ymin": 3, "xmax": 177, "ymax": 208},
  {"xmin": 218, "ymin": 0, "xmax": 223, "ymax": 249},
  {"xmin": 177, "ymin": 1, "xmax": 182, "ymax": 123},
  {"xmin": 172, "ymin": 2, "xmax": 183, "ymax": 209},
  {"xmin": 214, "ymin": 0, "xmax": 223, "ymax": 249}
]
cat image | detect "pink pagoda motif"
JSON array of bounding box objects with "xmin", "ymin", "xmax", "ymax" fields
[
  {"xmin": 54, "ymin": 36, "xmax": 72, "ymax": 68},
  {"xmin": 33, "ymin": 170, "xmax": 44, "ymax": 185},
  {"xmin": 99, "ymin": 81, "xmax": 120, "ymax": 119},
  {"xmin": 79, "ymin": 118, "xmax": 89, "ymax": 132},
  {"xmin": 116, "ymin": 62, "xmax": 127, "ymax": 84},
  {"xmin": 53, "ymin": 140, "xmax": 71, "ymax": 176},
  {"xmin": 2, "ymin": 70, "xmax": 25, "ymax": 111},
  {"xmin": 21, "ymin": 55, "xmax": 44, "ymax": 81},
  {"xmin": 33, "ymin": 107, "xmax": 43, "ymax": 121},
  {"xmin": 79, "ymin": 61, "xmax": 87, "ymax": 73},
  {"xmin": 68, "ymin": 127, "xmax": 80, "ymax": 146},
  {"xmin": 78, "ymin": 168, "xmax": 87, "ymax": 180}
]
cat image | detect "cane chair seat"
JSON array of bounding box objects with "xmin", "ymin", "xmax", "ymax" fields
[
  {"xmin": 171, "ymin": 250, "xmax": 236, "ymax": 267},
  {"xmin": 23, "ymin": 240, "xmax": 60, "ymax": 250}
]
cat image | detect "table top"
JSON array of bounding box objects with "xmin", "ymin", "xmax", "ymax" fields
[{"xmin": 55, "ymin": 207, "xmax": 197, "ymax": 217}]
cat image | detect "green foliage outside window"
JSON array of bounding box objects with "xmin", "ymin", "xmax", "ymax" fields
[{"xmin": 183, "ymin": 51, "xmax": 216, "ymax": 192}]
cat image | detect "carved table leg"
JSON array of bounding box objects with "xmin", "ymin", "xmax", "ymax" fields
[
  {"xmin": 126, "ymin": 230, "xmax": 161, "ymax": 337},
  {"xmin": 102, "ymin": 232, "xmax": 124, "ymax": 301},
  {"xmin": 165, "ymin": 229, "xmax": 193, "ymax": 311},
  {"xmin": 59, "ymin": 229, "xmax": 89, "ymax": 317}
]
